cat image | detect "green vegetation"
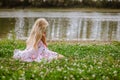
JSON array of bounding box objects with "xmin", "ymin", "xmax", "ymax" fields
[
  {"xmin": 0, "ymin": 0, "xmax": 120, "ymax": 9},
  {"xmin": 0, "ymin": 40, "xmax": 120, "ymax": 80}
]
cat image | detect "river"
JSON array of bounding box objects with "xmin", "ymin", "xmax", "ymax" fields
[{"xmin": 0, "ymin": 10, "xmax": 120, "ymax": 41}]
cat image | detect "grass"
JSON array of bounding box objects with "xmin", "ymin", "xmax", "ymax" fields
[{"xmin": 0, "ymin": 39, "xmax": 120, "ymax": 80}]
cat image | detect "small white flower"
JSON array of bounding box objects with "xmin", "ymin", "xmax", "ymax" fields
[
  {"xmin": 64, "ymin": 64, "xmax": 67, "ymax": 67},
  {"xmin": 57, "ymin": 68, "xmax": 62, "ymax": 71},
  {"xmin": 32, "ymin": 74, "xmax": 35, "ymax": 78},
  {"xmin": 67, "ymin": 67, "xmax": 70, "ymax": 70},
  {"xmin": 0, "ymin": 66, "xmax": 3, "ymax": 69},
  {"xmin": 113, "ymin": 70, "xmax": 117, "ymax": 74},
  {"xmin": 92, "ymin": 74, "xmax": 96, "ymax": 78},
  {"xmin": 39, "ymin": 71, "xmax": 44, "ymax": 75},
  {"xmin": 98, "ymin": 66, "xmax": 101, "ymax": 69},
  {"xmin": 63, "ymin": 70, "xmax": 67, "ymax": 73},
  {"xmin": 9, "ymin": 78, "xmax": 13, "ymax": 80},
  {"xmin": 70, "ymin": 75, "xmax": 74, "ymax": 78},
  {"xmin": 64, "ymin": 76, "xmax": 67, "ymax": 79},
  {"xmin": 2, "ymin": 76, "xmax": 5, "ymax": 79},
  {"xmin": 65, "ymin": 58, "xmax": 68, "ymax": 62},
  {"xmin": 73, "ymin": 63, "xmax": 77, "ymax": 66},
  {"xmin": 102, "ymin": 76, "xmax": 105, "ymax": 79},
  {"xmin": 90, "ymin": 65, "xmax": 93, "ymax": 70}
]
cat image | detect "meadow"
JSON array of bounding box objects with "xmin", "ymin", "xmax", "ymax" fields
[{"xmin": 0, "ymin": 40, "xmax": 120, "ymax": 80}]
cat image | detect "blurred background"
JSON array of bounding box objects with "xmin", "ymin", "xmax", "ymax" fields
[
  {"xmin": 0, "ymin": 0, "xmax": 120, "ymax": 41},
  {"xmin": 0, "ymin": 0, "xmax": 120, "ymax": 9}
]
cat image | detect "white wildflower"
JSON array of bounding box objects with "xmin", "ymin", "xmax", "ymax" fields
[
  {"xmin": 102, "ymin": 76, "xmax": 105, "ymax": 79},
  {"xmin": 73, "ymin": 63, "xmax": 77, "ymax": 66},
  {"xmin": 90, "ymin": 65, "xmax": 93, "ymax": 70},
  {"xmin": 9, "ymin": 78, "xmax": 13, "ymax": 80},
  {"xmin": 113, "ymin": 70, "xmax": 117, "ymax": 74},
  {"xmin": 2, "ymin": 76, "xmax": 5, "ymax": 79},
  {"xmin": 65, "ymin": 58, "xmax": 68, "ymax": 62},
  {"xmin": 92, "ymin": 74, "xmax": 96, "ymax": 78},
  {"xmin": 64, "ymin": 76, "xmax": 67, "ymax": 79},
  {"xmin": 113, "ymin": 70, "xmax": 117, "ymax": 76},
  {"xmin": 0, "ymin": 66, "xmax": 3, "ymax": 69},
  {"xmin": 70, "ymin": 75, "xmax": 74, "ymax": 78}
]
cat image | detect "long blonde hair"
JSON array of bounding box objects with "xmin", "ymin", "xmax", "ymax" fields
[{"xmin": 26, "ymin": 18, "xmax": 49, "ymax": 50}]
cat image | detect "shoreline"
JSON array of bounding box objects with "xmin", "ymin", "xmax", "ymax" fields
[
  {"xmin": 0, "ymin": 39, "xmax": 116, "ymax": 45},
  {"xmin": 0, "ymin": 39, "xmax": 119, "ymax": 45},
  {"xmin": 47, "ymin": 40, "xmax": 113, "ymax": 45},
  {"xmin": 0, "ymin": 8, "xmax": 120, "ymax": 13}
]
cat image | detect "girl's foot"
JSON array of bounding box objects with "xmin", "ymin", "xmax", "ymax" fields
[{"xmin": 57, "ymin": 54, "xmax": 64, "ymax": 59}]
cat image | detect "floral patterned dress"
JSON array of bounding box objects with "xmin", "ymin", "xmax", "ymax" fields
[{"xmin": 13, "ymin": 41, "xmax": 58, "ymax": 62}]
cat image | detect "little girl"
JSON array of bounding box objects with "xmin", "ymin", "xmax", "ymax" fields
[{"xmin": 13, "ymin": 18, "xmax": 64, "ymax": 62}]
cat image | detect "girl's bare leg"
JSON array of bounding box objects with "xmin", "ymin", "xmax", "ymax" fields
[{"xmin": 57, "ymin": 54, "xmax": 64, "ymax": 59}]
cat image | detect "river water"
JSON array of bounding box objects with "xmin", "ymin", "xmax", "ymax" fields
[{"xmin": 0, "ymin": 10, "xmax": 120, "ymax": 41}]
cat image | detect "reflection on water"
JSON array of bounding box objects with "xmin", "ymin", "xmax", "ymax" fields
[{"xmin": 0, "ymin": 11, "xmax": 120, "ymax": 41}]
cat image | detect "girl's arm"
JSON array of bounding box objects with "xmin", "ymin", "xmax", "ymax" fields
[{"xmin": 41, "ymin": 32, "xmax": 47, "ymax": 47}]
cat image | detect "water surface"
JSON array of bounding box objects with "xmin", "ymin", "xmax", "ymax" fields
[{"xmin": 0, "ymin": 10, "xmax": 120, "ymax": 41}]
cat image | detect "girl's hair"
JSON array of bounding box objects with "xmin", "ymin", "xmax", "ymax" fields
[{"xmin": 26, "ymin": 18, "xmax": 49, "ymax": 50}]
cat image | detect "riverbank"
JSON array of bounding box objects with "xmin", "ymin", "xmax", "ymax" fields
[
  {"xmin": 47, "ymin": 40, "xmax": 113, "ymax": 45},
  {"xmin": 0, "ymin": 40, "xmax": 120, "ymax": 79},
  {"xmin": 0, "ymin": 8, "xmax": 120, "ymax": 13}
]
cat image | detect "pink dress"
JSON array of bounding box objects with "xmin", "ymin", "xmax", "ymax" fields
[{"xmin": 13, "ymin": 41, "xmax": 58, "ymax": 62}]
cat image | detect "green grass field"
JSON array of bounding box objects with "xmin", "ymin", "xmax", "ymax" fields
[{"xmin": 0, "ymin": 40, "xmax": 120, "ymax": 80}]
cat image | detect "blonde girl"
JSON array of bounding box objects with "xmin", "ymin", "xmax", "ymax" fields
[{"xmin": 13, "ymin": 18, "xmax": 64, "ymax": 62}]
